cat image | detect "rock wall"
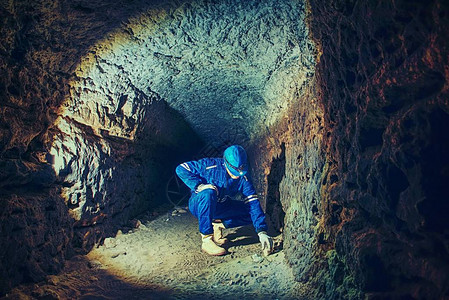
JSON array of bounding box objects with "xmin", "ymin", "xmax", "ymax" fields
[
  {"xmin": 248, "ymin": 77, "xmax": 325, "ymax": 286},
  {"xmin": 52, "ymin": 98, "xmax": 200, "ymax": 254},
  {"xmin": 0, "ymin": 187, "xmax": 73, "ymax": 295},
  {"xmin": 307, "ymin": 0, "xmax": 449, "ymax": 298}
]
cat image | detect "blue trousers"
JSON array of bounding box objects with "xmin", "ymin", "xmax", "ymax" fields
[{"xmin": 189, "ymin": 189, "xmax": 252, "ymax": 235}]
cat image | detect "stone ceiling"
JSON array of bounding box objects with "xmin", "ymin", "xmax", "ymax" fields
[{"xmin": 63, "ymin": 0, "xmax": 315, "ymax": 146}]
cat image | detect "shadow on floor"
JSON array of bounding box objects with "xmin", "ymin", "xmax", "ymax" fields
[
  {"xmin": 3, "ymin": 254, "xmax": 225, "ymax": 300},
  {"xmin": 224, "ymin": 225, "xmax": 260, "ymax": 249}
]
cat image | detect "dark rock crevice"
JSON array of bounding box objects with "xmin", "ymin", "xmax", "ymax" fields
[{"xmin": 265, "ymin": 142, "xmax": 286, "ymax": 234}]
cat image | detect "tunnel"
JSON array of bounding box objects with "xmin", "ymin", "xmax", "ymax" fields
[{"xmin": 1, "ymin": 0, "xmax": 449, "ymax": 299}]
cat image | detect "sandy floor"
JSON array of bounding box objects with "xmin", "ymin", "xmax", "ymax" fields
[{"xmin": 4, "ymin": 208, "xmax": 310, "ymax": 299}]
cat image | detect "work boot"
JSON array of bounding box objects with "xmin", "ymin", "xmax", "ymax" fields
[
  {"xmin": 201, "ymin": 234, "xmax": 227, "ymax": 256},
  {"xmin": 212, "ymin": 222, "xmax": 228, "ymax": 246}
]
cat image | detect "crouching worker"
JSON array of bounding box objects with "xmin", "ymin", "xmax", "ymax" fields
[{"xmin": 175, "ymin": 145, "xmax": 273, "ymax": 256}]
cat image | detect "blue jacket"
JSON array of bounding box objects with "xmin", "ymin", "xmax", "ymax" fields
[{"xmin": 176, "ymin": 157, "xmax": 268, "ymax": 233}]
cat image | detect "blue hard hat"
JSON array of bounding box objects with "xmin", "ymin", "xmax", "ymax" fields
[{"xmin": 223, "ymin": 145, "xmax": 248, "ymax": 177}]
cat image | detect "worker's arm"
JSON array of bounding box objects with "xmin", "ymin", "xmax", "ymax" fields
[
  {"xmin": 175, "ymin": 160, "xmax": 206, "ymax": 191},
  {"xmin": 242, "ymin": 178, "xmax": 273, "ymax": 255},
  {"xmin": 241, "ymin": 178, "xmax": 268, "ymax": 233}
]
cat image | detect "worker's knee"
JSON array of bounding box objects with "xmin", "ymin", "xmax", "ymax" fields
[{"xmin": 189, "ymin": 189, "xmax": 217, "ymax": 217}]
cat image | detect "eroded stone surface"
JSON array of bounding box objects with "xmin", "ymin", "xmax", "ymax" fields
[
  {"xmin": 249, "ymin": 77, "xmax": 325, "ymax": 287},
  {"xmin": 308, "ymin": 0, "xmax": 449, "ymax": 298},
  {"xmin": 0, "ymin": 189, "xmax": 73, "ymax": 295},
  {"xmin": 67, "ymin": 0, "xmax": 314, "ymax": 144}
]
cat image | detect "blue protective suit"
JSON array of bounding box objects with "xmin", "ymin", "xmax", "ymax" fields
[{"xmin": 175, "ymin": 157, "xmax": 268, "ymax": 235}]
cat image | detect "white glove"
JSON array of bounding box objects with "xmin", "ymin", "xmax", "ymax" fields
[
  {"xmin": 196, "ymin": 183, "xmax": 218, "ymax": 194},
  {"xmin": 258, "ymin": 231, "xmax": 273, "ymax": 256}
]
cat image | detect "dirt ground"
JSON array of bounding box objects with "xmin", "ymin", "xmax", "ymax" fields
[{"xmin": 4, "ymin": 207, "xmax": 311, "ymax": 300}]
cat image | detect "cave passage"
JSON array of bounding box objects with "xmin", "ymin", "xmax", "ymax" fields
[
  {"xmin": 48, "ymin": 0, "xmax": 315, "ymax": 254},
  {"xmin": 26, "ymin": 0, "xmax": 317, "ymax": 298}
]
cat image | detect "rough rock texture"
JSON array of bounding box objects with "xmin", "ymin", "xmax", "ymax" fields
[
  {"xmin": 248, "ymin": 78, "xmax": 325, "ymax": 286},
  {"xmin": 69, "ymin": 0, "xmax": 314, "ymax": 145},
  {"xmin": 52, "ymin": 99, "xmax": 200, "ymax": 254},
  {"xmin": 308, "ymin": 0, "xmax": 449, "ymax": 298},
  {"xmin": 0, "ymin": 189, "xmax": 73, "ymax": 295}
]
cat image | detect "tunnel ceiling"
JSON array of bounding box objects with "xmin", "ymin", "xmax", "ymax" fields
[{"xmin": 62, "ymin": 0, "xmax": 315, "ymax": 145}]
